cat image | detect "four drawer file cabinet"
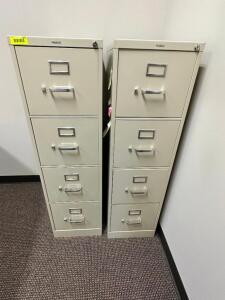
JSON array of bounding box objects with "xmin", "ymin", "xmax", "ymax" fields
[
  {"xmin": 107, "ymin": 40, "xmax": 204, "ymax": 238},
  {"xmin": 10, "ymin": 37, "xmax": 103, "ymax": 237}
]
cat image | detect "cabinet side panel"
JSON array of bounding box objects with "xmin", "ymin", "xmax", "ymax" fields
[
  {"xmin": 10, "ymin": 45, "xmax": 55, "ymax": 232},
  {"xmin": 107, "ymin": 49, "xmax": 119, "ymax": 233}
]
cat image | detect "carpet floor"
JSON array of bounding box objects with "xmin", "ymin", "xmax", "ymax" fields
[{"xmin": 0, "ymin": 182, "xmax": 179, "ymax": 300}]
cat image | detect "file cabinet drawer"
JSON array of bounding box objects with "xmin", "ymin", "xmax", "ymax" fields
[
  {"xmin": 16, "ymin": 46, "xmax": 100, "ymax": 115},
  {"xmin": 32, "ymin": 117, "xmax": 99, "ymax": 166},
  {"xmin": 42, "ymin": 166, "xmax": 99, "ymax": 203},
  {"xmin": 111, "ymin": 203, "xmax": 159, "ymax": 232},
  {"xmin": 112, "ymin": 168, "xmax": 169, "ymax": 204},
  {"xmin": 51, "ymin": 202, "xmax": 101, "ymax": 230},
  {"xmin": 114, "ymin": 119, "xmax": 180, "ymax": 167},
  {"xmin": 116, "ymin": 50, "xmax": 197, "ymax": 118}
]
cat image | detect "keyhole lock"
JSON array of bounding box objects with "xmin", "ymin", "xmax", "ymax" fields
[
  {"xmin": 134, "ymin": 86, "xmax": 139, "ymax": 95},
  {"xmin": 128, "ymin": 145, "xmax": 133, "ymax": 152},
  {"xmin": 41, "ymin": 84, "xmax": 47, "ymax": 94}
]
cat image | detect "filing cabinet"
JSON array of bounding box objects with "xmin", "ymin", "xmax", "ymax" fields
[
  {"xmin": 10, "ymin": 36, "xmax": 102, "ymax": 237},
  {"xmin": 107, "ymin": 40, "xmax": 205, "ymax": 238}
]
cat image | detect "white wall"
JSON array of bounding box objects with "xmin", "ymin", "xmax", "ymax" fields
[
  {"xmin": 160, "ymin": 1, "xmax": 225, "ymax": 299},
  {"xmin": 0, "ymin": 0, "xmax": 168, "ymax": 175}
]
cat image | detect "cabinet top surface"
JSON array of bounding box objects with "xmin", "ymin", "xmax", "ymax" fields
[
  {"xmin": 8, "ymin": 36, "xmax": 103, "ymax": 48},
  {"xmin": 113, "ymin": 39, "xmax": 205, "ymax": 52}
]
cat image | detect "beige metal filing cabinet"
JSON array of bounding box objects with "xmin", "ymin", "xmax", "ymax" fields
[
  {"xmin": 9, "ymin": 36, "xmax": 103, "ymax": 237},
  {"xmin": 107, "ymin": 40, "xmax": 205, "ymax": 238}
]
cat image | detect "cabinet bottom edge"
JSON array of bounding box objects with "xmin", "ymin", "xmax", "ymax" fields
[
  {"xmin": 107, "ymin": 230, "xmax": 155, "ymax": 239},
  {"xmin": 53, "ymin": 228, "xmax": 102, "ymax": 238}
]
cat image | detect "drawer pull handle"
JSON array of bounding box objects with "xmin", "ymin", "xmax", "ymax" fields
[
  {"xmin": 64, "ymin": 214, "xmax": 85, "ymax": 224},
  {"xmin": 58, "ymin": 143, "xmax": 79, "ymax": 151},
  {"xmin": 141, "ymin": 88, "xmax": 165, "ymax": 95},
  {"xmin": 64, "ymin": 186, "xmax": 82, "ymax": 193},
  {"xmin": 134, "ymin": 146, "xmax": 155, "ymax": 155},
  {"xmin": 49, "ymin": 86, "xmax": 74, "ymax": 93},
  {"xmin": 121, "ymin": 217, "xmax": 142, "ymax": 225},
  {"xmin": 59, "ymin": 183, "xmax": 82, "ymax": 193},
  {"xmin": 125, "ymin": 186, "xmax": 148, "ymax": 196}
]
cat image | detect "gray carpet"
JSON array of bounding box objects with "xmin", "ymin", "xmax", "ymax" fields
[{"xmin": 0, "ymin": 182, "xmax": 179, "ymax": 300}]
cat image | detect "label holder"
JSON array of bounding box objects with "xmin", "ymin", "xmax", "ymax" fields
[
  {"xmin": 146, "ymin": 63, "xmax": 167, "ymax": 77},
  {"xmin": 138, "ymin": 129, "xmax": 155, "ymax": 139},
  {"xmin": 64, "ymin": 173, "xmax": 79, "ymax": 182},
  {"xmin": 133, "ymin": 176, "xmax": 148, "ymax": 184}
]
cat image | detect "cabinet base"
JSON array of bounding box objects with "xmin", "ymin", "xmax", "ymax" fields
[
  {"xmin": 53, "ymin": 228, "xmax": 102, "ymax": 238},
  {"xmin": 107, "ymin": 230, "xmax": 155, "ymax": 239}
]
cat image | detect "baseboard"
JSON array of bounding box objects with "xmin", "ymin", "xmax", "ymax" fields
[
  {"xmin": 157, "ymin": 225, "xmax": 189, "ymax": 300},
  {"xmin": 0, "ymin": 175, "xmax": 40, "ymax": 182}
]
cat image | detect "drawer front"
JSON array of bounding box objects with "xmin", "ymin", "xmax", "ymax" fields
[
  {"xmin": 111, "ymin": 203, "xmax": 159, "ymax": 232},
  {"xmin": 51, "ymin": 202, "xmax": 101, "ymax": 230},
  {"xmin": 116, "ymin": 50, "xmax": 197, "ymax": 117},
  {"xmin": 42, "ymin": 166, "xmax": 99, "ymax": 203},
  {"xmin": 114, "ymin": 119, "xmax": 180, "ymax": 167},
  {"xmin": 32, "ymin": 117, "xmax": 99, "ymax": 165},
  {"xmin": 112, "ymin": 168, "xmax": 169, "ymax": 204},
  {"xmin": 16, "ymin": 46, "xmax": 100, "ymax": 115}
]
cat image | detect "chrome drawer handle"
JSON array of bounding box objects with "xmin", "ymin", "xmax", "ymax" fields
[
  {"xmin": 64, "ymin": 186, "xmax": 82, "ymax": 193},
  {"xmin": 141, "ymin": 88, "xmax": 165, "ymax": 95},
  {"xmin": 121, "ymin": 216, "xmax": 142, "ymax": 225},
  {"xmin": 133, "ymin": 146, "xmax": 155, "ymax": 155},
  {"xmin": 59, "ymin": 183, "xmax": 82, "ymax": 193},
  {"xmin": 125, "ymin": 186, "xmax": 148, "ymax": 196},
  {"xmin": 49, "ymin": 86, "xmax": 74, "ymax": 93},
  {"xmin": 135, "ymin": 148, "xmax": 154, "ymax": 153},
  {"xmin": 57, "ymin": 143, "xmax": 79, "ymax": 151},
  {"xmin": 64, "ymin": 214, "xmax": 85, "ymax": 224}
]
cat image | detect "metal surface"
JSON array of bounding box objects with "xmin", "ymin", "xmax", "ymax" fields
[
  {"xmin": 113, "ymin": 39, "xmax": 205, "ymax": 51},
  {"xmin": 146, "ymin": 63, "xmax": 167, "ymax": 77},
  {"xmin": 10, "ymin": 37, "xmax": 103, "ymax": 237},
  {"xmin": 116, "ymin": 49, "xmax": 198, "ymax": 118},
  {"xmin": 58, "ymin": 127, "xmax": 76, "ymax": 137},
  {"xmin": 128, "ymin": 186, "xmax": 148, "ymax": 196},
  {"xmin": 112, "ymin": 168, "xmax": 169, "ymax": 205},
  {"xmin": 58, "ymin": 143, "xmax": 79, "ymax": 151},
  {"xmin": 64, "ymin": 184, "xmax": 82, "ymax": 193},
  {"xmin": 32, "ymin": 117, "xmax": 99, "ymax": 166},
  {"xmin": 64, "ymin": 173, "xmax": 79, "ymax": 181},
  {"xmin": 51, "ymin": 202, "xmax": 101, "ymax": 230},
  {"xmin": 49, "ymin": 86, "xmax": 74, "ymax": 93},
  {"xmin": 138, "ymin": 129, "xmax": 155, "ymax": 140},
  {"xmin": 114, "ymin": 119, "xmax": 180, "ymax": 168},
  {"xmin": 8, "ymin": 36, "xmax": 103, "ymax": 48},
  {"xmin": 48, "ymin": 60, "xmax": 70, "ymax": 75},
  {"xmin": 141, "ymin": 88, "xmax": 165, "ymax": 95},
  {"xmin": 107, "ymin": 40, "xmax": 204, "ymax": 238},
  {"xmin": 15, "ymin": 46, "xmax": 100, "ymax": 116},
  {"xmin": 133, "ymin": 176, "xmax": 148, "ymax": 183},
  {"xmin": 42, "ymin": 166, "xmax": 99, "ymax": 203}
]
